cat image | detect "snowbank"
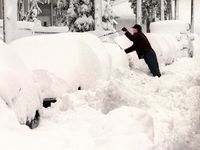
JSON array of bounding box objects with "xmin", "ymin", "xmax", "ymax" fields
[{"xmin": 0, "ymin": 40, "xmax": 41, "ymax": 124}]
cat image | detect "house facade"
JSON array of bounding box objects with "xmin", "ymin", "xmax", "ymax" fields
[
  {"xmin": 0, "ymin": 0, "xmax": 102, "ymax": 31},
  {"xmin": 0, "ymin": 0, "xmax": 55, "ymax": 26},
  {"xmin": 37, "ymin": 2, "xmax": 55, "ymax": 26}
]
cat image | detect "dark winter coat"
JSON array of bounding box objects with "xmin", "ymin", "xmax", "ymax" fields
[{"xmin": 124, "ymin": 31, "xmax": 154, "ymax": 59}]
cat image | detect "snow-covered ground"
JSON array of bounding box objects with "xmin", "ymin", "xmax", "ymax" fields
[
  {"xmin": 0, "ymin": 1, "xmax": 200, "ymax": 150},
  {"xmin": 1, "ymin": 29, "xmax": 200, "ymax": 150}
]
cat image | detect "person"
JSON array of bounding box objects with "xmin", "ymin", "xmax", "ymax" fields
[{"xmin": 121, "ymin": 24, "xmax": 161, "ymax": 77}]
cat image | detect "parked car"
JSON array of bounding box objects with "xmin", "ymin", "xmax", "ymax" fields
[
  {"xmin": 0, "ymin": 41, "xmax": 41, "ymax": 129},
  {"xmin": 150, "ymin": 20, "xmax": 194, "ymax": 57}
]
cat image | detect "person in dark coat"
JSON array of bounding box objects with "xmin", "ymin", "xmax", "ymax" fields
[{"xmin": 121, "ymin": 24, "xmax": 161, "ymax": 77}]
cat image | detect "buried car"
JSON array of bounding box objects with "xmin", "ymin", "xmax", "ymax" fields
[
  {"xmin": 150, "ymin": 20, "xmax": 194, "ymax": 58},
  {"xmin": 0, "ymin": 41, "xmax": 41, "ymax": 129},
  {"xmin": 9, "ymin": 33, "xmax": 112, "ymax": 101}
]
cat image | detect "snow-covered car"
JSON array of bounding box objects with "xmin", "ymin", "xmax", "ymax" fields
[
  {"xmin": 9, "ymin": 33, "xmax": 112, "ymax": 100},
  {"xmin": 0, "ymin": 40, "xmax": 41, "ymax": 129},
  {"xmin": 150, "ymin": 20, "xmax": 194, "ymax": 57}
]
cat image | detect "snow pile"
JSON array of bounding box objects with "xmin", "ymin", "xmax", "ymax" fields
[{"xmin": 0, "ymin": 40, "xmax": 41, "ymax": 124}]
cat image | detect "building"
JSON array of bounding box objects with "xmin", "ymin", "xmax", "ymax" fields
[
  {"xmin": 0, "ymin": 0, "xmax": 55, "ymax": 26},
  {"xmin": 0, "ymin": 0, "xmax": 102, "ymax": 31}
]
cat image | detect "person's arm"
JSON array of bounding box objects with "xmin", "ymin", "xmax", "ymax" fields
[
  {"xmin": 124, "ymin": 31, "xmax": 135, "ymax": 41},
  {"xmin": 124, "ymin": 45, "xmax": 135, "ymax": 54},
  {"xmin": 121, "ymin": 27, "xmax": 135, "ymax": 42}
]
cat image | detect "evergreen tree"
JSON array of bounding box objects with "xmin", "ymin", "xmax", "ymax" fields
[
  {"xmin": 56, "ymin": 0, "xmax": 116, "ymax": 31},
  {"xmin": 102, "ymin": 0, "xmax": 116, "ymax": 31},
  {"xmin": 129, "ymin": 0, "xmax": 172, "ymax": 32},
  {"xmin": 56, "ymin": 0, "xmax": 95, "ymax": 32}
]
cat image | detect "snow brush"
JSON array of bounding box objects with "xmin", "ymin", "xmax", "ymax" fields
[{"xmin": 98, "ymin": 30, "xmax": 122, "ymax": 38}]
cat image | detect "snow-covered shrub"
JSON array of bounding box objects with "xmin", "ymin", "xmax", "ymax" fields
[
  {"xmin": 10, "ymin": 33, "xmax": 111, "ymax": 98},
  {"xmin": 0, "ymin": 40, "xmax": 41, "ymax": 125}
]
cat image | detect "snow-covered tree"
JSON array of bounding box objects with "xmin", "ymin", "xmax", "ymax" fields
[
  {"xmin": 55, "ymin": 0, "xmax": 95, "ymax": 32},
  {"xmin": 56, "ymin": 0, "xmax": 116, "ymax": 31},
  {"xmin": 129, "ymin": 0, "xmax": 173, "ymax": 32},
  {"xmin": 102, "ymin": 0, "xmax": 116, "ymax": 31},
  {"xmin": 18, "ymin": 0, "xmax": 51, "ymax": 21}
]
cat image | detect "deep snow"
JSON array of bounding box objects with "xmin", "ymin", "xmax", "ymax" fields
[
  {"xmin": 0, "ymin": 0, "xmax": 200, "ymax": 150},
  {"xmin": 0, "ymin": 29, "xmax": 200, "ymax": 149}
]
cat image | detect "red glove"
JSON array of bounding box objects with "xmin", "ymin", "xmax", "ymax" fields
[{"xmin": 121, "ymin": 27, "xmax": 127, "ymax": 32}]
